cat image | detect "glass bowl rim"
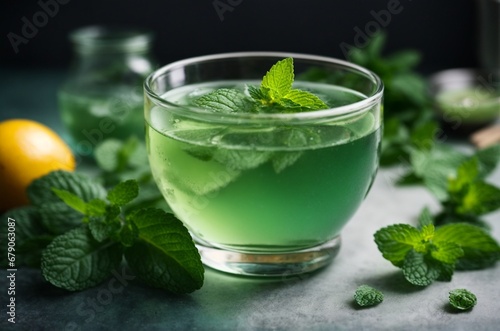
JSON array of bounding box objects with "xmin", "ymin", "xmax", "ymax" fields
[{"xmin": 144, "ymin": 51, "xmax": 384, "ymax": 124}]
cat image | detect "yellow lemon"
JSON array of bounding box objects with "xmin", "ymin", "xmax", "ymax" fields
[{"xmin": 0, "ymin": 119, "xmax": 76, "ymax": 212}]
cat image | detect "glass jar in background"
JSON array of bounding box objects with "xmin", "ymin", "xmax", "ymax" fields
[{"xmin": 58, "ymin": 26, "xmax": 156, "ymax": 159}]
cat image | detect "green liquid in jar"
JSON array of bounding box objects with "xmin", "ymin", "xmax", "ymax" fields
[{"xmin": 59, "ymin": 86, "xmax": 144, "ymax": 156}]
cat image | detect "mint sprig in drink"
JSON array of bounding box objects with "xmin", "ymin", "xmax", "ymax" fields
[{"xmin": 144, "ymin": 53, "xmax": 383, "ymax": 276}]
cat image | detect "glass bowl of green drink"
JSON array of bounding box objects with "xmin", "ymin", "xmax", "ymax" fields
[{"xmin": 144, "ymin": 52, "xmax": 383, "ymax": 276}]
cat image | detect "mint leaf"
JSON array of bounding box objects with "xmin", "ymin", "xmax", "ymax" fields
[
  {"xmin": 125, "ymin": 208, "xmax": 204, "ymax": 294},
  {"xmin": 434, "ymin": 223, "xmax": 500, "ymax": 270},
  {"xmin": 88, "ymin": 218, "xmax": 121, "ymax": 243},
  {"xmin": 86, "ymin": 199, "xmax": 107, "ymax": 217},
  {"xmin": 386, "ymin": 50, "xmax": 421, "ymax": 71},
  {"xmin": 258, "ymin": 58, "xmax": 327, "ymax": 110},
  {"xmin": 374, "ymin": 221, "xmax": 466, "ymax": 286},
  {"xmin": 354, "ymin": 285, "xmax": 384, "ymax": 307},
  {"xmin": 261, "ymin": 57, "xmax": 294, "ymax": 100},
  {"xmin": 247, "ymin": 85, "xmax": 266, "ymax": 100},
  {"xmin": 402, "ymin": 250, "xmax": 442, "ymax": 286},
  {"xmin": 409, "ymin": 145, "xmax": 467, "ymax": 201},
  {"xmin": 417, "ymin": 207, "xmax": 434, "ymax": 228},
  {"xmin": 27, "ymin": 171, "xmax": 107, "ymax": 234},
  {"xmin": 52, "ymin": 188, "xmax": 87, "ymax": 214},
  {"xmin": 410, "ymin": 121, "xmax": 437, "ymax": 151},
  {"xmin": 280, "ymin": 89, "xmax": 328, "ymax": 110},
  {"xmin": 456, "ymin": 182, "xmax": 500, "ymax": 216},
  {"xmin": 214, "ymin": 148, "xmax": 270, "ymax": 171},
  {"xmin": 374, "ymin": 224, "xmax": 421, "ymax": 267},
  {"xmin": 39, "ymin": 201, "xmax": 85, "ymax": 235},
  {"xmin": 193, "ymin": 88, "xmax": 255, "ymax": 113},
  {"xmin": 41, "ymin": 226, "xmax": 123, "ymax": 291},
  {"xmin": 436, "ymin": 261, "xmax": 455, "ymax": 282},
  {"xmin": 430, "ymin": 241, "xmax": 463, "ymax": 265},
  {"xmin": 475, "ymin": 144, "xmax": 500, "ymax": 176},
  {"xmin": 107, "ymin": 180, "xmax": 139, "ymax": 206},
  {"xmin": 193, "ymin": 57, "xmax": 328, "ymax": 116},
  {"xmin": 449, "ymin": 157, "xmax": 479, "ymax": 194},
  {"xmin": 449, "ymin": 289, "xmax": 477, "ymax": 310},
  {"xmin": 272, "ymin": 151, "xmax": 303, "ymax": 173},
  {"xmin": 28, "ymin": 170, "xmax": 107, "ymax": 206},
  {"xmin": 119, "ymin": 221, "xmax": 139, "ymax": 247}
]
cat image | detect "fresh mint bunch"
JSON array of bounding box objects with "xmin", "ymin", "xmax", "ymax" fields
[
  {"xmin": 1, "ymin": 170, "xmax": 203, "ymax": 294},
  {"xmin": 354, "ymin": 285, "xmax": 384, "ymax": 307},
  {"xmin": 374, "ymin": 212, "xmax": 500, "ymax": 286},
  {"xmin": 449, "ymin": 289, "xmax": 477, "ymax": 310},
  {"xmin": 399, "ymin": 143, "xmax": 500, "ymax": 227},
  {"xmin": 300, "ymin": 32, "xmax": 433, "ymax": 166},
  {"xmin": 350, "ymin": 33, "xmax": 433, "ymax": 167},
  {"xmin": 193, "ymin": 57, "xmax": 328, "ymax": 114}
]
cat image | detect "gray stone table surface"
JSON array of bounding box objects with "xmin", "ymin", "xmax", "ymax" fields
[{"xmin": 0, "ymin": 69, "xmax": 499, "ymax": 331}]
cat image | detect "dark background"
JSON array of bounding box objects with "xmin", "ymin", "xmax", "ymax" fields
[{"xmin": 0, "ymin": 0, "xmax": 480, "ymax": 73}]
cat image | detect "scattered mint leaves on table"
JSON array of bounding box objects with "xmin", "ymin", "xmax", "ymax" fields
[
  {"xmin": 449, "ymin": 289, "xmax": 477, "ymax": 310},
  {"xmin": 374, "ymin": 217, "xmax": 500, "ymax": 286},
  {"xmin": 354, "ymin": 285, "xmax": 384, "ymax": 307}
]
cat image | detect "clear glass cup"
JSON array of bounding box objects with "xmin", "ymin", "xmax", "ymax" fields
[
  {"xmin": 58, "ymin": 26, "xmax": 156, "ymax": 159},
  {"xmin": 144, "ymin": 52, "xmax": 383, "ymax": 276}
]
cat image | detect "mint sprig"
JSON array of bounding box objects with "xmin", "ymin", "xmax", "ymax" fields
[
  {"xmin": 374, "ymin": 220, "xmax": 500, "ymax": 286},
  {"xmin": 46, "ymin": 173, "xmax": 203, "ymax": 293},
  {"xmin": 399, "ymin": 143, "xmax": 500, "ymax": 227},
  {"xmin": 5, "ymin": 170, "xmax": 204, "ymax": 294},
  {"xmin": 186, "ymin": 58, "xmax": 331, "ymax": 175},
  {"xmin": 125, "ymin": 209, "xmax": 204, "ymax": 294},
  {"xmin": 258, "ymin": 57, "xmax": 328, "ymax": 111},
  {"xmin": 192, "ymin": 57, "xmax": 328, "ymax": 114}
]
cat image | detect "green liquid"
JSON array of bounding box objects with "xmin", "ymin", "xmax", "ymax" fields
[
  {"xmin": 436, "ymin": 88, "xmax": 500, "ymax": 123},
  {"xmin": 59, "ymin": 86, "xmax": 144, "ymax": 156},
  {"xmin": 146, "ymin": 82, "xmax": 381, "ymax": 251}
]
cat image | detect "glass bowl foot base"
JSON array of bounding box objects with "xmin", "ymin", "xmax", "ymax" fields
[{"xmin": 195, "ymin": 236, "xmax": 341, "ymax": 277}]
